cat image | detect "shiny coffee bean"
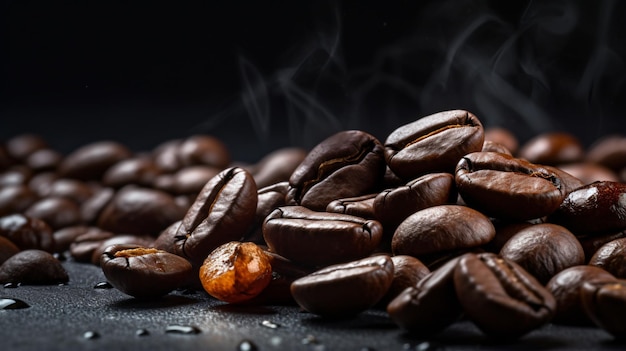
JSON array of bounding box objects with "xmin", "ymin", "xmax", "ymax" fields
[
  {"xmin": 581, "ymin": 280, "xmax": 626, "ymax": 339},
  {"xmin": 387, "ymin": 256, "xmax": 463, "ymax": 335},
  {"xmin": 6, "ymin": 134, "xmax": 48, "ymax": 161},
  {"xmin": 101, "ymin": 245, "xmax": 192, "ymax": 299},
  {"xmin": 484, "ymin": 221, "xmax": 535, "ymax": 254},
  {"xmin": 549, "ymin": 181, "xmax": 626, "ymax": 235},
  {"xmin": 97, "ymin": 186, "xmax": 185, "ymax": 236},
  {"xmin": 579, "ymin": 231, "xmax": 626, "ymax": 262},
  {"xmin": 378, "ymin": 255, "xmax": 430, "ymax": 307},
  {"xmin": 557, "ymin": 163, "xmax": 619, "ymax": 184},
  {"xmin": 58, "ymin": 141, "xmax": 132, "ymax": 180},
  {"xmin": 542, "ymin": 165, "xmax": 585, "ymax": 197},
  {"xmin": 28, "ymin": 172, "xmax": 58, "ymax": 197},
  {"xmin": 0, "ymin": 249, "xmax": 68, "ymax": 285},
  {"xmin": 263, "ymin": 206, "xmax": 383, "ymax": 267},
  {"xmin": 80, "ymin": 187, "xmax": 115, "ymax": 224},
  {"xmin": 45, "ymin": 179, "xmax": 94, "ymax": 205},
  {"xmin": 91, "ymin": 235, "xmax": 155, "ymax": 266},
  {"xmin": 170, "ymin": 166, "xmax": 220, "ymax": 195},
  {"xmin": 172, "ymin": 167, "xmax": 257, "ymax": 267},
  {"xmin": 52, "ymin": 225, "xmax": 90, "ymax": 253},
  {"xmin": 102, "ymin": 157, "xmax": 162, "ymax": 188},
  {"xmin": 0, "ymin": 236, "xmax": 20, "ymax": 265},
  {"xmin": 291, "ymin": 255, "xmax": 394, "ymax": 318},
  {"xmin": 24, "ymin": 197, "xmax": 82, "ymax": 230},
  {"xmin": 152, "ymin": 139, "xmax": 184, "ymax": 173},
  {"xmin": 374, "ymin": 173, "xmax": 455, "ymax": 229},
  {"xmin": 177, "ymin": 135, "xmax": 230, "ymax": 169},
  {"xmin": 589, "ymin": 238, "xmax": 626, "ymax": 279},
  {"xmin": 243, "ymin": 181, "xmax": 289, "ymax": 244},
  {"xmin": 69, "ymin": 228, "xmax": 115, "ymax": 262},
  {"xmin": 454, "ymin": 253, "xmax": 556, "ymax": 339},
  {"xmin": 25, "ymin": 148, "xmax": 62, "ymax": 172},
  {"xmin": 286, "ymin": 130, "xmax": 385, "ymax": 211},
  {"xmin": 250, "ymin": 147, "xmax": 308, "ymax": 189},
  {"xmin": 455, "ymin": 152, "xmax": 564, "ymax": 220},
  {"xmin": 518, "ymin": 132, "xmax": 584, "ymax": 165},
  {"xmin": 0, "ymin": 214, "xmax": 54, "ymax": 252},
  {"xmin": 586, "ymin": 135, "xmax": 626, "ymax": 171},
  {"xmin": 326, "ymin": 194, "xmax": 377, "ymax": 219},
  {"xmin": 0, "ymin": 166, "xmax": 33, "ymax": 187},
  {"xmin": 546, "ymin": 265, "xmax": 616, "ymax": 326},
  {"xmin": 0, "ymin": 185, "xmax": 38, "ymax": 217},
  {"xmin": 384, "ymin": 110, "xmax": 484, "ymax": 180},
  {"xmin": 392, "ymin": 205, "xmax": 495, "ymax": 264},
  {"xmin": 499, "ymin": 223, "xmax": 585, "ymax": 284}
]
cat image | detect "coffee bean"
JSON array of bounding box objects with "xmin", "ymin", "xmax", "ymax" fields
[
  {"xmin": 581, "ymin": 279, "xmax": 626, "ymax": 338},
  {"xmin": 291, "ymin": 255, "xmax": 394, "ymax": 318},
  {"xmin": 169, "ymin": 165, "xmax": 221, "ymax": 195},
  {"xmin": 578, "ymin": 231, "xmax": 626, "ymax": 262},
  {"xmin": 251, "ymin": 147, "xmax": 308, "ymax": 189},
  {"xmin": 384, "ymin": 110, "xmax": 484, "ymax": 180},
  {"xmin": 484, "ymin": 127, "xmax": 519, "ymax": 155},
  {"xmin": 586, "ymin": 135, "xmax": 626, "ymax": 172},
  {"xmin": 45, "ymin": 179, "xmax": 94, "ymax": 205},
  {"xmin": 557, "ymin": 163, "xmax": 619, "ymax": 184},
  {"xmin": 243, "ymin": 181, "xmax": 289, "ymax": 245},
  {"xmin": 69, "ymin": 228, "xmax": 115, "ymax": 262},
  {"xmin": 24, "ymin": 197, "xmax": 82, "ymax": 230},
  {"xmin": 6, "ymin": 134, "xmax": 48, "ymax": 161},
  {"xmin": 0, "ymin": 185, "xmax": 38, "ymax": 217},
  {"xmin": 378, "ymin": 255, "xmax": 430, "ymax": 307},
  {"xmin": 25, "ymin": 148, "xmax": 62, "ymax": 172},
  {"xmin": 481, "ymin": 140, "xmax": 512, "ymax": 155},
  {"xmin": 80, "ymin": 187, "xmax": 115, "ymax": 224},
  {"xmin": 102, "ymin": 157, "xmax": 162, "ymax": 188},
  {"xmin": 91, "ymin": 235, "xmax": 155, "ymax": 266},
  {"xmin": 0, "ymin": 214, "xmax": 54, "ymax": 252},
  {"xmin": 518, "ymin": 132, "xmax": 585, "ymax": 165},
  {"xmin": 0, "ymin": 235, "xmax": 20, "ymax": 265},
  {"xmin": 177, "ymin": 135, "xmax": 230, "ymax": 169},
  {"xmin": 0, "ymin": 249, "xmax": 68, "ymax": 285},
  {"xmin": 58, "ymin": 141, "xmax": 132, "ymax": 181},
  {"xmin": 326, "ymin": 193, "xmax": 377, "ymax": 219},
  {"xmin": 588, "ymin": 237, "xmax": 626, "ymax": 279}
]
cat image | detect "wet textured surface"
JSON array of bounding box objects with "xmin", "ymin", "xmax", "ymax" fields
[{"xmin": 0, "ymin": 261, "xmax": 625, "ymax": 350}]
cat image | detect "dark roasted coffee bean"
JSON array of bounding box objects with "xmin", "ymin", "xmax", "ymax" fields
[
  {"xmin": 6, "ymin": 134, "xmax": 48, "ymax": 161},
  {"xmin": 557, "ymin": 163, "xmax": 619, "ymax": 184},
  {"xmin": 100, "ymin": 245, "xmax": 192, "ymax": 299},
  {"xmin": 91, "ymin": 235, "xmax": 155, "ymax": 266},
  {"xmin": 286, "ymin": 130, "xmax": 385, "ymax": 211},
  {"xmin": 374, "ymin": 173, "xmax": 455, "ymax": 229},
  {"xmin": 69, "ymin": 228, "xmax": 115, "ymax": 262},
  {"xmin": 586, "ymin": 135, "xmax": 626, "ymax": 171},
  {"xmin": 484, "ymin": 127, "xmax": 519, "ymax": 155},
  {"xmin": 251, "ymin": 250, "xmax": 312, "ymax": 305},
  {"xmin": 378, "ymin": 255, "xmax": 430, "ymax": 307},
  {"xmin": 251, "ymin": 147, "xmax": 308, "ymax": 189},
  {"xmin": 384, "ymin": 110, "xmax": 484, "ymax": 180},
  {"xmin": 0, "ymin": 185, "xmax": 38, "ymax": 217},
  {"xmin": 0, "ymin": 236, "xmax": 20, "ymax": 265},
  {"xmin": 518, "ymin": 132, "xmax": 584, "ymax": 165},
  {"xmin": 454, "ymin": 253, "xmax": 556, "ymax": 339},
  {"xmin": 484, "ymin": 221, "xmax": 535, "ymax": 254},
  {"xmin": 243, "ymin": 181, "xmax": 289, "ymax": 244},
  {"xmin": 177, "ymin": 135, "xmax": 230, "ymax": 169},
  {"xmin": 0, "ymin": 249, "xmax": 68, "ymax": 285},
  {"xmin": 0, "ymin": 214, "xmax": 54, "ymax": 252},
  {"xmin": 80, "ymin": 187, "xmax": 115, "ymax": 224},
  {"xmin": 25, "ymin": 148, "xmax": 62, "ymax": 172},
  {"xmin": 58, "ymin": 141, "xmax": 132, "ymax": 180},
  {"xmin": 546, "ymin": 265, "xmax": 616, "ymax": 326},
  {"xmin": 392, "ymin": 205, "xmax": 495, "ymax": 263},
  {"xmin": 0, "ymin": 166, "xmax": 33, "ymax": 187},
  {"xmin": 102, "ymin": 157, "xmax": 162, "ymax": 188},
  {"xmin": 581, "ymin": 279, "xmax": 626, "ymax": 338},
  {"xmin": 579, "ymin": 231, "xmax": 626, "ymax": 263},
  {"xmin": 45, "ymin": 179, "xmax": 94, "ymax": 205},
  {"xmin": 549, "ymin": 181, "xmax": 626, "ymax": 235},
  {"xmin": 326, "ymin": 193, "xmax": 377, "ymax": 219},
  {"xmin": 455, "ymin": 152, "xmax": 564, "ymax": 220},
  {"xmin": 172, "ymin": 167, "xmax": 257, "ymax": 267},
  {"xmin": 263, "ymin": 206, "xmax": 383, "ymax": 267},
  {"xmin": 170, "ymin": 166, "xmax": 220, "ymax": 195},
  {"xmin": 52, "ymin": 225, "xmax": 90, "ymax": 253},
  {"xmin": 28, "ymin": 172, "xmax": 58, "ymax": 197},
  {"xmin": 589, "ymin": 238, "xmax": 626, "ymax": 279},
  {"xmin": 387, "ymin": 256, "xmax": 463, "ymax": 335},
  {"xmin": 542, "ymin": 165, "xmax": 585, "ymax": 197},
  {"xmin": 24, "ymin": 197, "xmax": 82, "ymax": 230},
  {"xmin": 97, "ymin": 186, "xmax": 184, "ymax": 236},
  {"xmin": 500, "ymin": 223, "xmax": 585, "ymax": 284},
  {"xmin": 481, "ymin": 140, "xmax": 512, "ymax": 156},
  {"xmin": 291, "ymin": 255, "xmax": 394, "ymax": 318}
]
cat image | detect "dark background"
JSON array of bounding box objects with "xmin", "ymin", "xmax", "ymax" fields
[{"xmin": 2, "ymin": 0, "xmax": 626, "ymax": 162}]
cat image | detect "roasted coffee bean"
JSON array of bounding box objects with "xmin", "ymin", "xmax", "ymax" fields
[
  {"xmin": 454, "ymin": 253, "xmax": 556, "ymax": 339},
  {"xmin": 579, "ymin": 231, "xmax": 626, "ymax": 263},
  {"xmin": 263, "ymin": 206, "xmax": 383, "ymax": 267},
  {"xmin": 199, "ymin": 241, "xmax": 273, "ymax": 303},
  {"xmin": 291, "ymin": 255, "xmax": 394, "ymax": 318},
  {"xmin": 28, "ymin": 172, "xmax": 58, "ymax": 197},
  {"xmin": 177, "ymin": 135, "xmax": 230, "ymax": 169},
  {"xmin": 0, "ymin": 236, "xmax": 19, "ymax": 265},
  {"xmin": 97, "ymin": 186, "xmax": 184, "ymax": 236},
  {"xmin": 484, "ymin": 221, "xmax": 535, "ymax": 254},
  {"xmin": 581, "ymin": 279, "xmax": 626, "ymax": 338},
  {"xmin": 152, "ymin": 139, "xmax": 184, "ymax": 173},
  {"xmin": 484, "ymin": 127, "xmax": 519, "ymax": 155},
  {"xmin": 52, "ymin": 225, "xmax": 90, "ymax": 253},
  {"xmin": 0, "ymin": 249, "xmax": 68, "ymax": 285},
  {"xmin": 80, "ymin": 187, "xmax": 115, "ymax": 224},
  {"xmin": 374, "ymin": 173, "xmax": 455, "ymax": 229},
  {"xmin": 0, "ymin": 185, "xmax": 38, "ymax": 217},
  {"xmin": 326, "ymin": 194, "xmax": 377, "ymax": 219},
  {"xmin": 58, "ymin": 141, "xmax": 132, "ymax": 180},
  {"xmin": 384, "ymin": 110, "xmax": 484, "ymax": 180},
  {"xmin": 153, "ymin": 220, "xmax": 182, "ymax": 255},
  {"xmin": 251, "ymin": 147, "xmax": 308, "ymax": 189},
  {"xmin": 0, "ymin": 165, "xmax": 32, "ymax": 187},
  {"xmin": 45, "ymin": 179, "xmax": 94, "ymax": 205},
  {"xmin": 252, "ymin": 250, "xmax": 312, "ymax": 305},
  {"xmin": 499, "ymin": 223, "xmax": 585, "ymax": 284},
  {"xmin": 586, "ymin": 135, "xmax": 626, "ymax": 171},
  {"xmin": 243, "ymin": 181, "xmax": 289, "ymax": 244},
  {"xmin": 25, "ymin": 148, "xmax": 62, "ymax": 172},
  {"xmin": 91, "ymin": 235, "xmax": 155, "ymax": 266},
  {"xmin": 546, "ymin": 265, "xmax": 616, "ymax": 326},
  {"xmin": 286, "ymin": 130, "xmax": 385, "ymax": 211},
  {"xmin": 102, "ymin": 157, "xmax": 162, "ymax": 188},
  {"xmin": 559, "ymin": 163, "xmax": 620, "ymax": 184},
  {"xmin": 481, "ymin": 140, "xmax": 513, "ymax": 155},
  {"xmin": 0, "ymin": 214, "xmax": 54, "ymax": 252},
  {"xmin": 6, "ymin": 134, "xmax": 48, "ymax": 161},
  {"xmin": 392, "ymin": 205, "xmax": 495, "ymax": 264},
  {"xmin": 170, "ymin": 166, "xmax": 221, "ymax": 195},
  {"xmin": 549, "ymin": 181, "xmax": 626, "ymax": 235},
  {"xmin": 589, "ymin": 237, "xmax": 626, "ymax": 279},
  {"xmin": 378, "ymin": 255, "xmax": 430, "ymax": 307},
  {"xmin": 542, "ymin": 165, "xmax": 585, "ymax": 197},
  {"xmin": 69, "ymin": 228, "xmax": 115, "ymax": 262},
  {"xmin": 172, "ymin": 167, "xmax": 257, "ymax": 267},
  {"xmin": 101, "ymin": 245, "xmax": 192, "ymax": 299},
  {"xmin": 24, "ymin": 197, "xmax": 82, "ymax": 230},
  {"xmin": 518, "ymin": 132, "xmax": 584, "ymax": 165},
  {"xmin": 455, "ymin": 152, "xmax": 564, "ymax": 220},
  {"xmin": 387, "ymin": 256, "xmax": 463, "ymax": 335}
]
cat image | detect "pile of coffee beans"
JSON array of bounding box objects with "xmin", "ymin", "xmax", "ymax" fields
[{"xmin": 2, "ymin": 109, "xmax": 626, "ymax": 341}]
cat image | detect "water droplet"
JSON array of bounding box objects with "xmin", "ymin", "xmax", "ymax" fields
[
  {"xmin": 301, "ymin": 334, "xmax": 318, "ymax": 345},
  {"xmin": 53, "ymin": 252, "xmax": 66, "ymax": 261},
  {"xmin": 165, "ymin": 325, "xmax": 201, "ymax": 335},
  {"xmin": 3, "ymin": 282, "xmax": 20, "ymax": 289},
  {"xmin": 0, "ymin": 298, "xmax": 30, "ymax": 309},
  {"xmin": 238, "ymin": 339, "xmax": 258, "ymax": 351},
  {"xmin": 135, "ymin": 329, "xmax": 149, "ymax": 337},
  {"xmin": 415, "ymin": 341, "xmax": 441, "ymax": 351},
  {"xmin": 94, "ymin": 281, "xmax": 113, "ymax": 289},
  {"xmin": 260, "ymin": 320, "xmax": 279, "ymax": 329},
  {"xmin": 83, "ymin": 331, "xmax": 100, "ymax": 339},
  {"xmin": 269, "ymin": 336, "xmax": 282, "ymax": 347}
]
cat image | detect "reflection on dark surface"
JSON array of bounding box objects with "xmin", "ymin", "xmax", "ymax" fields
[{"xmin": 110, "ymin": 294, "xmax": 201, "ymax": 310}]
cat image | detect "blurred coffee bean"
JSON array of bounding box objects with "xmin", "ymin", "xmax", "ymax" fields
[
  {"xmin": 378, "ymin": 255, "xmax": 430, "ymax": 307},
  {"xmin": 80, "ymin": 187, "xmax": 115, "ymax": 224},
  {"xmin": 518, "ymin": 132, "xmax": 584, "ymax": 165},
  {"xmin": 454, "ymin": 253, "xmax": 556, "ymax": 339},
  {"xmin": 69, "ymin": 228, "xmax": 115, "ymax": 262},
  {"xmin": 24, "ymin": 197, "xmax": 82, "ymax": 230},
  {"xmin": 25, "ymin": 149, "xmax": 62, "ymax": 172},
  {"xmin": 579, "ymin": 231, "xmax": 626, "ymax": 262},
  {"xmin": 546, "ymin": 265, "xmax": 616, "ymax": 326},
  {"xmin": 0, "ymin": 249, "xmax": 68, "ymax": 285},
  {"xmin": 152, "ymin": 139, "xmax": 183, "ymax": 173},
  {"xmin": 58, "ymin": 141, "xmax": 132, "ymax": 180},
  {"xmin": 384, "ymin": 110, "xmax": 484, "ymax": 180},
  {"xmin": 326, "ymin": 194, "xmax": 377, "ymax": 219},
  {"xmin": 251, "ymin": 251, "xmax": 312, "ymax": 305},
  {"xmin": 170, "ymin": 166, "xmax": 220, "ymax": 195},
  {"xmin": 44, "ymin": 179, "xmax": 94, "ymax": 205},
  {"xmin": 251, "ymin": 147, "xmax": 307, "ymax": 189},
  {"xmin": 0, "ymin": 236, "xmax": 20, "ymax": 265},
  {"xmin": 102, "ymin": 157, "xmax": 162, "ymax": 188},
  {"xmin": 581, "ymin": 279, "xmax": 626, "ymax": 339},
  {"xmin": 28, "ymin": 172, "xmax": 58, "ymax": 197},
  {"xmin": 481, "ymin": 140, "xmax": 512, "ymax": 155},
  {"xmin": 589, "ymin": 238, "xmax": 626, "ymax": 279},
  {"xmin": 291, "ymin": 255, "xmax": 394, "ymax": 318},
  {"xmin": 6, "ymin": 134, "xmax": 48, "ymax": 161},
  {"xmin": 484, "ymin": 127, "xmax": 519, "ymax": 155},
  {"xmin": 0, "ymin": 185, "xmax": 38, "ymax": 217},
  {"xmin": 500, "ymin": 223, "xmax": 585, "ymax": 284},
  {"xmin": 263, "ymin": 206, "xmax": 383, "ymax": 267},
  {"xmin": 455, "ymin": 152, "xmax": 565, "ymax": 220},
  {"xmin": 286, "ymin": 130, "xmax": 385, "ymax": 211},
  {"xmin": 0, "ymin": 214, "xmax": 54, "ymax": 252},
  {"xmin": 97, "ymin": 186, "xmax": 184, "ymax": 236},
  {"xmin": 52, "ymin": 225, "xmax": 90, "ymax": 253},
  {"xmin": 557, "ymin": 163, "xmax": 619, "ymax": 184},
  {"xmin": 586, "ymin": 135, "xmax": 626, "ymax": 171},
  {"xmin": 542, "ymin": 165, "xmax": 585, "ymax": 196},
  {"xmin": 0, "ymin": 165, "xmax": 33, "ymax": 187},
  {"xmin": 177, "ymin": 135, "xmax": 230, "ymax": 169}
]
